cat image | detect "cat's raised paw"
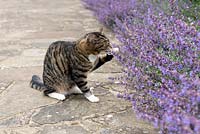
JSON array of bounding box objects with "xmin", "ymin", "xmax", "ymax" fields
[
  {"xmin": 105, "ymin": 54, "xmax": 114, "ymax": 61},
  {"xmin": 112, "ymin": 47, "xmax": 119, "ymax": 53}
]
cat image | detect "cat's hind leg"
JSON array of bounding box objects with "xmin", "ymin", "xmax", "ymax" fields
[
  {"xmin": 46, "ymin": 85, "xmax": 84, "ymax": 100},
  {"xmin": 44, "ymin": 88, "xmax": 66, "ymax": 101},
  {"xmin": 48, "ymin": 92, "xmax": 66, "ymax": 101}
]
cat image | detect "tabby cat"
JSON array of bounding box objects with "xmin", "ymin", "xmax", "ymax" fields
[{"xmin": 30, "ymin": 29, "xmax": 114, "ymax": 103}]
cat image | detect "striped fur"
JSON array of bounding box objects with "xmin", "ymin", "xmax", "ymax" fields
[{"xmin": 30, "ymin": 31, "xmax": 113, "ymax": 101}]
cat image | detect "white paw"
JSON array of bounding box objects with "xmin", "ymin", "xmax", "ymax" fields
[
  {"xmin": 112, "ymin": 47, "xmax": 119, "ymax": 53},
  {"xmin": 85, "ymin": 94, "xmax": 99, "ymax": 103},
  {"xmin": 48, "ymin": 93, "xmax": 66, "ymax": 101},
  {"xmin": 84, "ymin": 92, "xmax": 99, "ymax": 103}
]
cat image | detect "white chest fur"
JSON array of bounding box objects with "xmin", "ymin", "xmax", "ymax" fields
[{"xmin": 88, "ymin": 54, "xmax": 98, "ymax": 63}]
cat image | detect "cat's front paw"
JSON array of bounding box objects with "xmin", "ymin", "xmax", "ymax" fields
[
  {"xmin": 112, "ymin": 47, "xmax": 119, "ymax": 53},
  {"xmin": 84, "ymin": 91, "xmax": 99, "ymax": 103}
]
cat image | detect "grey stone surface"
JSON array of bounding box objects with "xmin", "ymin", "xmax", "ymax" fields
[
  {"xmin": 0, "ymin": 81, "xmax": 12, "ymax": 93},
  {"xmin": 99, "ymin": 127, "xmax": 145, "ymax": 134},
  {"xmin": 0, "ymin": 127, "xmax": 39, "ymax": 134},
  {"xmin": 32, "ymin": 88, "xmax": 130, "ymax": 125},
  {"xmin": 0, "ymin": 82, "xmax": 56, "ymax": 118},
  {"xmin": 40, "ymin": 125, "xmax": 89, "ymax": 134},
  {"xmin": 0, "ymin": 0, "xmax": 158, "ymax": 133}
]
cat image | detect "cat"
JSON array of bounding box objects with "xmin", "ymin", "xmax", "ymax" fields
[{"xmin": 30, "ymin": 29, "xmax": 115, "ymax": 103}]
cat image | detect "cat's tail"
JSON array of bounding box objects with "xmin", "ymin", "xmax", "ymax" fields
[{"xmin": 30, "ymin": 75, "xmax": 46, "ymax": 91}]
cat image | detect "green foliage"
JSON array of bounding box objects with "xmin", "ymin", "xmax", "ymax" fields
[{"xmin": 181, "ymin": 0, "xmax": 200, "ymax": 30}]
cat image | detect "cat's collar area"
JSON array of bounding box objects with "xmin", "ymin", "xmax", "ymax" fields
[{"xmin": 88, "ymin": 54, "xmax": 98, "ymax": 63}]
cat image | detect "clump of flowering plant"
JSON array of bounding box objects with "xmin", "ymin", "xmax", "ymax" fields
[{"xmin": 83, "ymin": 0, "xmax": 200, "ymax": 133}]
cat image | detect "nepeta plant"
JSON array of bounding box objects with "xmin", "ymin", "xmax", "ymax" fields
[{"xmin": 83, "ymin": 0, "xmax": 200, "ymax": 133}]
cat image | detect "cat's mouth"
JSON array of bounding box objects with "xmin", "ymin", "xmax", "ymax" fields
[
  {"xmin": 103, "ymin": 45, "xmax": 113, "ymax": 53},
  {"xmin": 105, "ymin": 46, "xmax": 119, "ymax": 54},
  {"xmin": 96, "ymin": 45, "xmax": 119, "ymax": 55},
  {"xmin": 98, "ymin": 48, "xmax": 112, "ymax": 55},
  {"xmin": 105, "ymin": 49, "xmax": 112, "ymax": 55}
]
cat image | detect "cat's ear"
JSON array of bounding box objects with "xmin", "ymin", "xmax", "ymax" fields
[
  {"xmin": 86, "ymin": 34, "xmax": 96, "ymax": 43},
  {"xmin": 99, "ymin": 27, "xmax": 104, "ymax": 34}
]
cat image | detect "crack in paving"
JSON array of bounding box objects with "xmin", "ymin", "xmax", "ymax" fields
[
  {"xmin": 30, "ymin": 119, "xmax": 81, "ymax": 127},
  {"xmin": 29, "ymin": 95, "xmax": 131, "ymax": 125},
  {"xmin": 82, "ymin": 105, "xmax": 132, "ymax": 121},
  {"xmin": 0, "ymin": 81, "xmax": 15, "ymax": 95},
  {"xmin": 0, "ymin": 101, "xmax": 60, "ymax": 123},
  {"xmin": 25, "ymin": 106, "xmax": 132, "ymax": 134}
]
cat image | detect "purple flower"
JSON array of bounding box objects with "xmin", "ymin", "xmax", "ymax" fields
[{"xmin": 83, "ymin": 0, "xmax": 200, "ymax": 133}]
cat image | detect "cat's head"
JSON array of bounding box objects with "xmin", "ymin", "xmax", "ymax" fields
[{"xmin": 78, "ymin": 28, "xmax": 112, "ymax": 55}]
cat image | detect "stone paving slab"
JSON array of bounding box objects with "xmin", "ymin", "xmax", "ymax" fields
[
  {"xmin": 0, "ymin": 67, "xmax": 42, "ymax": 82},
  {"xmin": 0, "ymin": 81, "xmax": 13, "ymax": 93},
  {"xmin": 40, "ymin": 125, "xmax": 89, "ymax": 134},
  {"xmin": 0, "ymin": 0, "xmax": 158, "ymax": 133},
  {"xmin": 31, "ymin": 88, "xmax": 129, "ymax": 125},
  {"xmin": 0, "ymin": 65, "xmax": 157, "ymax": 134},
  {"xmin": 0, "ymin": 81, "xmax": 56, "ymax": 119},
  {"xmin": 0, "ymin": 127, "xmax": 39, "ymax": 134}
]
